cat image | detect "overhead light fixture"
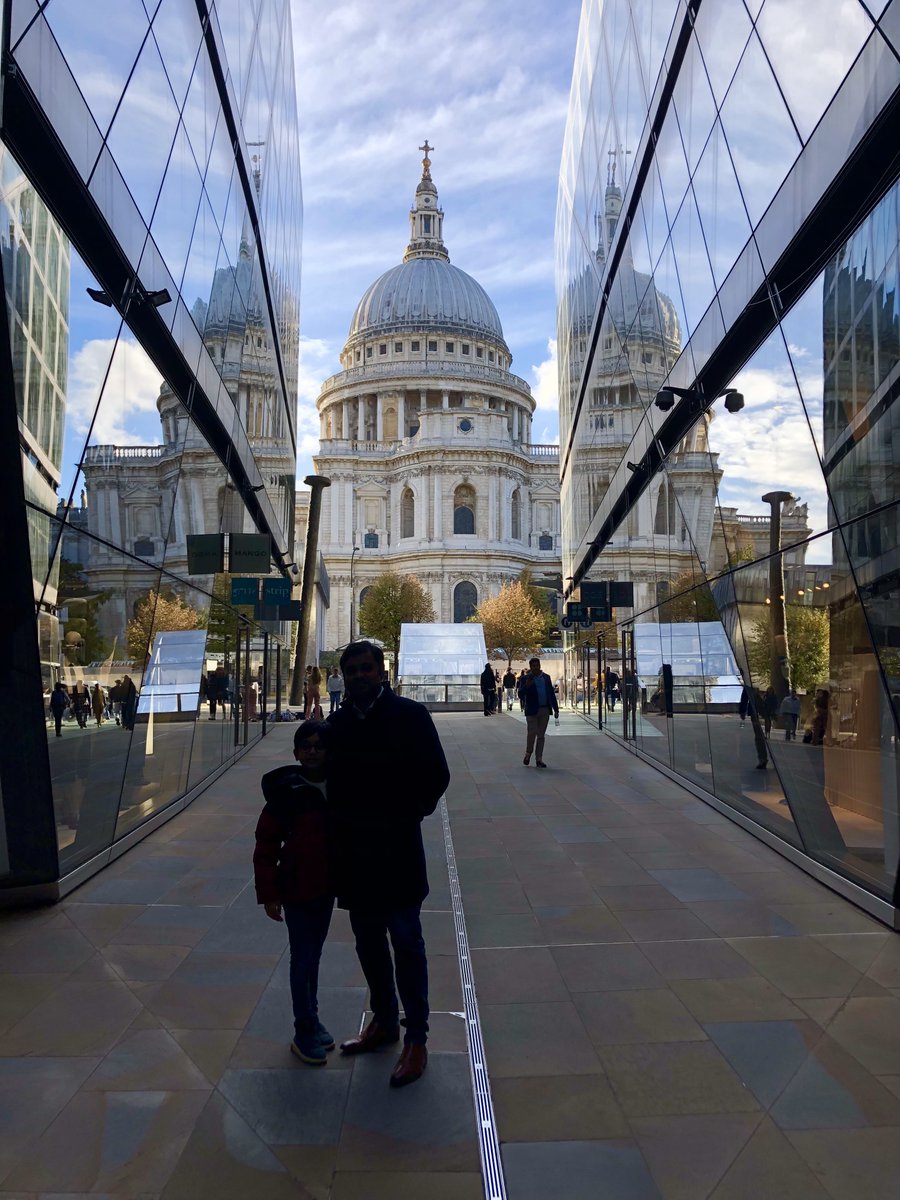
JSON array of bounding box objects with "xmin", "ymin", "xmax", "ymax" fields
[
  {"xmin": 626, "ymin": 461, "xmax": 639, "ymax": 472},
  {"xmin": 86, "ymin": 287, "xmax": 113, "ymax": 307},
  {"xmin": 142, "ymin": 286, "xmax": 172, "ymax": 308}
]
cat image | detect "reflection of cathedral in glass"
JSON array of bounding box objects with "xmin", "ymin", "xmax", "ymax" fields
[
  {"xmin": 80, "ymin": 220, "xmax": 296, "ymax": 641},
  {"xmin": 570, "ymin": 166, "xmax": 720, "ymax": 615}
]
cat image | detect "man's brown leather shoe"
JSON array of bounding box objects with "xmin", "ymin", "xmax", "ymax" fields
[
  {"xmin": 389, "ymin": 1042, "xmax": 427, "ymax": 1087},
  {"xmin": 339, "ymin": 1019, "xmax": 400, "ymax": 1055}
]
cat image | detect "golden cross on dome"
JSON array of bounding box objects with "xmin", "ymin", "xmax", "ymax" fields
[{"xmin": 419, "ymin": 140, "xmax": 433, "ymax": 176}]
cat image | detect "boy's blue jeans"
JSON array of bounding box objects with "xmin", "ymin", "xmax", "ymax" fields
[{"xmin": 283, "ymin": 896, "xmax": 334, "ymax": 1035}]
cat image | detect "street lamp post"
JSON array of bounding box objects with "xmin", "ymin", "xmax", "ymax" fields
[
  {"xmin": 348, "ymin": 545, "xmax": 360, "ymax": 645},
  {"xmin": 762, "ymin": 490, "xmax": 794, "ymax": 707},
  {"xmin": 289, "ymin": 474, "xmax": 331, "ymax": 707}
]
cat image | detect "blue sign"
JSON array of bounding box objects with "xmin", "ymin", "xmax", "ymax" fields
[
  {"xmin": 263, "ymin": 577, "xmax": 291, "ymax": 605},
  {"xmin": 231, "ymin": 578, "xmax": 259, "ymax": 606}
]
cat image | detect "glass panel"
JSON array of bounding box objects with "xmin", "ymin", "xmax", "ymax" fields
[
  {"xmin": 692, "ymin": 0, "xmax": 753, "ymax": 107},
  {"xmin": 148, "ymin": 119, "xmax": 204, "ymax": 291},
  {"xmin": 149, "ymin": 0, "xmax": 204, "ymax": 113},
  {"xmin": 43, "ymin": 0, "xmax": 151, "ymax": 136},
  {"xmin": 718, "ymin": 31, "xmax": 801, "ymax": 226},
  {"xmin": 105, "ymin": 31, "xmax": 182, "ymax": 224},
  {"xmin": 756, "ymin": 0, "xmax": 873, "ymax": 142}
]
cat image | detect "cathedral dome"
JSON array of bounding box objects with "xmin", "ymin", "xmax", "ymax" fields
[
  {"xmin": 348, "ymin": 258, "xmax": 505, "ymax": 342},
  {"xmin": 345, "ymin": 144, "xmax": 508, "ymax": 350}
]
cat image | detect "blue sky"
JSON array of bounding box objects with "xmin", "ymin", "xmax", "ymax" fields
[{"xmin": 290, "ymin": 0, "xmax": 583, "ymax": 470}]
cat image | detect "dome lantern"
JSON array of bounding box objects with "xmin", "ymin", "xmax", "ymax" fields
[{"xmin": 404, "ymin": 140, "xmax": 449, "ymax": 263}]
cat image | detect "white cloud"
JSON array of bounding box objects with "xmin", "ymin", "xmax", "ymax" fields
[
  {"xmin": 530, "ymin": 338, "xmax": 559, "ymax": 412},
  {"xmin": 68, "ymin": 336, "xmax": 164, "ymax": 446},
  {"xmin": 708, "ymin": 362, "xmax": 829, "ymax": 538}
]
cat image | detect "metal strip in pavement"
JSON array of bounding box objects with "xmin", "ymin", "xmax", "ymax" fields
[{"xmin": 440, "ymin": 796, "xmax": 507, "ymax": 1200}]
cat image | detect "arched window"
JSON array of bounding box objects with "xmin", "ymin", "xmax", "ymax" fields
[
  {"xmin": 359, "ymin": 586, "xmax": 372, "ymax": 611},
  {"xmin": 401, "ymin": 487, "xmax": 415, "ymax": 539},
  {"xmin": 453, "ymin": 484, "xmax": 475, "ymax": 534},
  {"xmin": 654, "ymin": 480, "xmax": 676, "ymax": 535},
  {"xmin": 383, "ymin": 406, "xmax": 397, "ymax": 440},
  {"xmin": 511, "ymin": 488, "xmax": 521, "ymax": 541},
  {"xmin": 453, "ymin": 581, "xmax": 477, "ymax": 623}
]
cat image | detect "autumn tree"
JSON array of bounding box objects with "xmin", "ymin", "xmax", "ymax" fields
[
  {"xmin": 473, "ymin": 581, "xmax": 545, "ymax": 669},
  {"xmin": 126, "ymin": 588, "xmax": 204, "ymax": 660},
  {"xmin": 357, "ymin": 571, "xmax": 436, "ymax": 679},
  {"xmin": 746, "ymin": 604, "xmax": 830, "ymax": 693}
]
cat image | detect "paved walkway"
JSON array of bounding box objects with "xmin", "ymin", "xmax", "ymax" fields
[{"xmin": 1, "ymin": 713, "xmax": 899, "ymax": 1198}]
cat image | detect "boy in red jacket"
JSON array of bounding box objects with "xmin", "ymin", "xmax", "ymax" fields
[{"xmin": 253, "ymin": 720, "xmax": 334, "ymax": 1065}]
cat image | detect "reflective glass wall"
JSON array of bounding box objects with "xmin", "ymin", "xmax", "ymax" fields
[
  {"xmin": 0, "ymin": 0, "xmax": 301, "ymax": 895},
  {"xmin": 557, "ymin": 0, "xmax": 900, "ymax": 920}
]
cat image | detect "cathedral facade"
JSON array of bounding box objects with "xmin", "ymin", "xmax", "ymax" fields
[{"xmin": 313, "ymin": 148, "xmax": 561, "ymax": 649}]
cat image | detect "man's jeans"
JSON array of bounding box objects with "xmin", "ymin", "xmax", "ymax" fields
[
  {"xmin": 329, "ymin": 691, "xmax": 341, "ymax": 713},
  {"xmin": 525, "ymin": 708, "xmax": 551, "ymax": 760},
  {"xmin": 350, "ymin": 905, "xmax": 429, "ymax": 1044},
  {"xmin": 283, "ymin": 897, "xmax": 334, "ymax": 1035}
]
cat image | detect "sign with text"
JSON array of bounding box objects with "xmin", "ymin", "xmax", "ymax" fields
[
  {"xmin": 230, "ymin": 533, "xmax": 270, "ymax": 574},
  {"xmin": 231, "ymin": 578, "xmax": 260, "ymax": 606},
  {"xmin": 186, "ymin": 533, "xmax": 225, "ymax": 574},
  {"xmin": 262, "ymin": 577, "xmax": 291, "ymax": 605}
]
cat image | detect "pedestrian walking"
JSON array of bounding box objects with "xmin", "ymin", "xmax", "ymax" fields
[
  {"xmin": 502, "ymin": 667, "xmax": 517, "ymax": 711},
  {"xmin": 120, "ymin": 674, "xmax": 138, "ymax": 731},
  {"xmin": 326, "ymin": 640, "xmax": 450, "ymax": 1088},
  {"xmin": 72, "ymin": 679, "xmax": 89, "ymax": 728},
  {"xmin": 326, "ymin": 667, "xmax": 343, "ymax": 713},
  {"xmin": 762, "ymin": 686, "xmax": 778, "ymax": 737},
  {"xmin": 254, "ymin": 720, "xmax": 335, "ymax": 1065},
  {"xmin": 480, "ymin": 662, "xmax": 497, "ymax": 716},
  {"xmin": 518, "ymin": 656, "xmax": 559, "ymax": 768},
  {"xmin": 517, "ymin": 668, "xmax": 528, "ymax": 711},
  {"xmin": 49, "ymin": 681, "xmax": 68, "ymax": 737},
  {"xmin": 605, "ymin": 668, "xmax": 620, "ymax": 711},
  {"xmin": 91, "ymin": 682, "xmax": 105, "ymax": 727},
  {"xmin": 207, "ymin": 666, "xmax": 228, "ymax": 720},
  {"xmin": 779, "ymin": 690, "xmax": 801, "ymax": 740},
  {"xmin": 305, "ymin": 666, "xmax": 323, "ymax": 719}
]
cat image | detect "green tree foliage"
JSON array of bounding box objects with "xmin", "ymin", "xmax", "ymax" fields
[
  {"xmin": 126, "ymin": 588, "xmax": 204, "ymax": 660},
  {"xmin": 473, "ymin": 581, "xmax": 546, "ymax": 669},
  {"xmin": 658, "ymin": 571, "xmax": 719, "ymax": 623},
  {"xmin": 57, "ymin": 559, "xmax": 112, "ymax": 663},
  {"xmin": 517, "ymin": 568, "xmax": 557, "ymax": 640},
  {"xmin": 747, "ymin": 604, "xmax": 830, "ymax": 693},
  {"xmin": 204, "ymin": 573, "xmax": 248, "ymax": 661},
  {"xmin": 357, "ymin": 571, "xmax": 436, "ymax": 678}
]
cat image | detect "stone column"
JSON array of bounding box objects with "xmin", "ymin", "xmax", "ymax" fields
[
  {"xmin": 376, "ymin": 393, "xmax": 384, "ymax": 441},
  {"xmin": 433, "ymin": 471, "xmax": 443, "ymax": 540},
  {"xmin": 357, "ymin": 396, "xmax": 365, "ymax": 441},
  {"xmin": 442, "ymin": 391, "xmax": 449, "ymax": 410},
  {"xmin": 512, "ymin": 406, "xmax": 520, "ymax": 442},
  {"xmin": 488, "ymin": 473, "xmax": 498, "ymax": 541},
  {"xmin": 398, "ymin": 392, "xmax": 406, "ymax": 438},
  {"xmin": 342, "ymin": 400, "xmax": 349, "ymax": 440}
]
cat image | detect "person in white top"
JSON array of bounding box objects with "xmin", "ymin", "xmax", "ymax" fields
[{"xmin": 326, "ymin": 667, "xmax": 343, "ymax": 714}]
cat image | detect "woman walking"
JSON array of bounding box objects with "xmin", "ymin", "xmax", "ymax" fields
[{"xmin": 305, "ymin": 666, "xmax": 323, "ymax": 720}]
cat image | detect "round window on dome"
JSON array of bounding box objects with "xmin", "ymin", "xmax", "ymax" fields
[{"xmin": 458, "ymin": 418, "xmax": 473, "ymax": 433}]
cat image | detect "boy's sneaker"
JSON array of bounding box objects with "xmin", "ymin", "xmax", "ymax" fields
[
  {"xmin": 316, "ymin": 1020, "xmax": 335, "ymax": 1051},
  {"xmin": 291, "ymin": 1032, "xmax": 327, "ymax": 1065}
]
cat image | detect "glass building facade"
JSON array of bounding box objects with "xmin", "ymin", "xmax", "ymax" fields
[
  {"xmin": 0, "ymin": 1, "xmax": 302, "ymax": 898},
  {"xmin": 557, "ymin": 0, "xmax": 900, "ymax": 923}
]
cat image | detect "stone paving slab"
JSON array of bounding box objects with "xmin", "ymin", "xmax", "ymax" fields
[{"xmin": 0, "ymin": 712, "xmax": 898, "ymax": 1198}]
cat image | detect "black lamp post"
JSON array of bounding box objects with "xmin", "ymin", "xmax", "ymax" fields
[
  {"xmin": 762, "ymin": 490, "xmax": 795, "ymax": 706},
  {"xmin": 348, "ymin": 545, "xmax": 361, "ymax": 644}
]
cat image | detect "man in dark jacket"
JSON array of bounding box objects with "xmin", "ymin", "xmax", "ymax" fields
[
  {"xmin": 480, "ymin": 662, "xmax": 497, "ymax": 716},
  {"xmin": 518, "ymin": 656, "xmax": 559, "ymax": 768},
  {"xmin": 327, "ymin": 640, "xmax": 450, "ymax": 1088}
]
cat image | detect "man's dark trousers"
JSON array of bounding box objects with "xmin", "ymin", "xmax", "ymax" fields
[{"xmin": 350, "ymin": 906, "xmax": 428, "ymax": 1043}]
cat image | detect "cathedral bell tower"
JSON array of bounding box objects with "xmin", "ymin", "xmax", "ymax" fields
[{"xmin": 404, "ymin": 140, "xmax": 449, "ymax": 262}]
